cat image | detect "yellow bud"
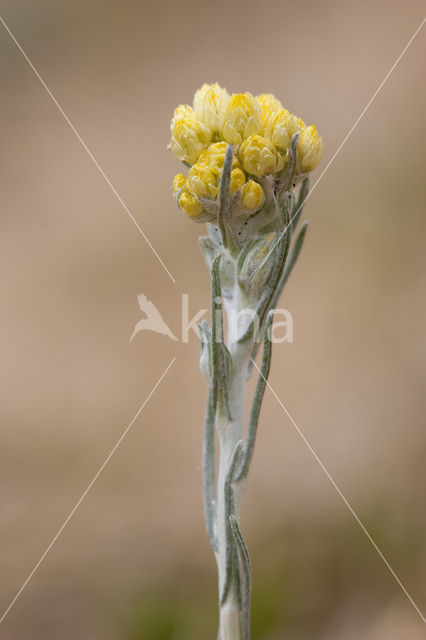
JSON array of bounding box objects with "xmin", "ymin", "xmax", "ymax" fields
[
  {"xmin": 188, "ymin": 164, "xmax": 219, "ymax": 199},
  {"xmin": 285, "ymin": 113, "xmax": 305, "ymax": 140},
  {"xmin": 178, "ymin": 190, "xmax": 204, "ymax": 219},
  {"xmin": 170, "ymin": 104, "xmax": 193, "ymax": 131},
  {"xmin": 169, "ymin": 106, "xmax": 212, "ymax": 164},
  {"xmin": 263, "ymin": 109, "xmax": 291, "ymax": 151},
  {"xmin": 221, "ymin": 92, "xmax": 263, "ymax": 146},
  {"xmin": 241, "ymin": 180, "xmax": 264, "ymax": 212},
  {"xmin": 256, "ymin": 93, "xmax": 283, "ymax": 119},
  {"xmin": 239, "ymin": 135, "xmax": 284, "ymax": 178},
  {"xmin": 172, "ymin": 173, "xmax": 187, "ymax": 195},
  {"xmin": 197, "ymin": 142, "xmax": 240, "ymax": 174},
  {"xmin": 298, "ymin": 125, "xmax": 323, "ymax": 172},
  {"xmin": 193, "ymin": 83, "xmax": 230, "ymax": 132},
  {"xmin": 230, "ymin": 168, "xmax": 246, "ymax": 194}
]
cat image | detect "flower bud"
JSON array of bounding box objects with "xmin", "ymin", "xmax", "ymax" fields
[
  {"xmin": 197, "ymin": 142, "xmax": 240, "ymax": 174},
  {"xmin": 285, "ymin": 113, "xmax": 305, "ymax": 140},
  {"xmin": 188, "ymin": 164, "xmax": 219, "ymax": 199},
  {"xmin": 256, "ymin": 93, "xmax": 283, "ymax": 119},
  {"xmin": 263, "ymin": 109, "xmax": 291, "ymax": 151},
  {"xmin": 230, "ymin": 168, "xmax": 246, "ymax": 194},
  {"xmin": 178, "ymin": 189, "xmax": 213, "ymax": 223},
  {"xmin": 178, "ymin": 190, "xmax": 203, "ymax": 217},
  {"xmin": 170, "ymin": 104, "xmax": 194, "ymax": 130},
  {"xmin": 298, "ymin": 125, "xmax": 323, "ymax": 173},
  {"xmin": 239, "ymin": 135, "xmax": 284, "ymax": 177},
  {"xmin": 193, "ymin": 83, "xmax": 230, "ymax": 132},
  {"xmin": 221, "ymin": 93, "xmax": 263, "ymax": 146},
  {"xmin": 172, "ymin": 173, "xmax": 187, "ymax": 195},
  {"xmin": 169, "ymin": 106, "xmax": 212, "ymax": 164},
  {"xmin": 240, "ymin": 180, "xmax": 265, "ymax": 212}
]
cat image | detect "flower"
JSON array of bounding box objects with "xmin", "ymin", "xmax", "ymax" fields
[
  {"xmin": 178, "ymin": 188, "xmax": 215, "ymax": 223},
  {"xmin": 178, "ymin": 190, "xmax": 203, "ymax": 218},
  {"xmin": 256, "ymin": 93, "xmax": 283, "ymax": 119},
  {"xmin": 197, "ymin": 142, "xmax": 240, "ymax": 173},
  {"xmin": 298, "ymin": 125, "xmax": 323, "ymax": 173},
  {"xmin": 172, "ymin": 173, "xmax": 187, "ymax": 195},
  {"xmin": 193, "ymin": 83, "xmax": 230, "ymax": 132},
  {"xmin": 239, "ymin": 135, "xmax": 284, "ymax": 177},
  {"xmin": 285, "ymin": 113, "xmax": 305, "ymax": 140},
  {"xmin": 263, "ymin": 108, "xmax": 305, "ymax": 153},
  {"xmin": 188, "ymin": 164, "xmax": 219, "ymax": 199},
  {"xmin": 169, "ymin": 84, "xmax": 323, "ymax": 226},
  {"xmin": 170, "ymin": 104, "xmax": 194, "ymax": 129},
  {"xmin": 188, "ymin": 142, "xmax": 244, "ymax": 201},
  {"xmin": 230, "ymin": 168, "xmax": 246, "ymax": 195},
  {"xmin": 169, "ymin": 105, "xmax": 212, "ymax": 164},
  {"xmin": 220, "ymin": 92, "xmax": 263, "ymax": 145},
  {"xmin": 240, "ymin": 180, "xmax": 265, "ymax": 212},
  {"xmin": 263, "ymin": 109, "xmax": 291, "ymax": 152},
  {"xmin": 173, "ymin": 167, "xmax": 215, "ymax": 222}
]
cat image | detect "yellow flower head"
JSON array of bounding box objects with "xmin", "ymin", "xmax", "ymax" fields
[
  {"xmin": 178, "ymin": 190, "xmax": 203, "ymax": 218},
  {"xmin": 170, "ymin": 104, "xmax": 194, "ymax": 130},
  {"xmin": 239, "ymin": 135, "xmax": 284, "ymax": 178},
  {"xmin": 221, "ymin": 92, "xmax": 263, "ymax": 146},
  {"xmin": 263, "ymin": 109, "xmax": 291, "ymax": 151},
  {"xmin": 298, "ymin": 125, "xmax": 323, "ymax": 173},
  {"xmin": 197, "ymin": 142, "xmax": 240, "ymax": 174},
  {"xmin": 241, "ymin": 180, "xmax": 265, "ymax": 212},
  {"xmin": 256, "ymin": 93, "xmax": 283, "ymax": 119},
  {"xmin": 285, "ymin": 113, "xmax": 305, "ymax": 140},
  {"xmin": 188, "ymin": 164, "xmax": 219, "ymax": 199},
  {"xmin": 230, "ymin": 168, "xmax": 246, "ymax": 194},
  {"xmin": 169, "ymin": 105, "xmax": 212, "ymax": 164},
  {"xmin": 193, "ymin": 83, "xmax": 230, "ymax": 133},
  {"xmin": 172, "ymin": 173, "xmax": 187, "ymax": 196},
  {"xmin": 263, "ymin": 108, "xmax": 305, "ymax": 153},
  {"xmin": 169, "ymin": 85, "xmax": 323, "ymax": 225},
  {"xmin": 178, "ymin": 189, "xmax": 214, "ymax": 223},
  {"xmin": 189, "ymin": 143, "xmax": 244, "ymax": 201}
]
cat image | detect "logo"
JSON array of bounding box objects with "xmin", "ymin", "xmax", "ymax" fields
[
  {"xmin": 129, "ymin": 294, "xmax": 178, "ymax": 342},
  {"xmin": 130, "ymin": 293, "xmax": 294, "ymax": 344}
]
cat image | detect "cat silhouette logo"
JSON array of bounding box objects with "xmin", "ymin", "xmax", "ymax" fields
[{"xmin": 129, "ymin": 294, "xmax": 178, "ymax": 342}]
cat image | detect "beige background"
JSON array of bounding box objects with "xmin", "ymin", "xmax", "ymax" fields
[{"xmin": 0, "ymin": 1, "xmax": 425, "ymax": 638}]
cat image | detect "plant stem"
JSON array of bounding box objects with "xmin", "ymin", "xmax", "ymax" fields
[{"xmin": 215, "ymin": 285, "xmax": 251, "ymax": 639}]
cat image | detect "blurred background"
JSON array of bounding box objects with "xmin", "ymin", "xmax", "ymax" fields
[{"xmin": 0, "ymin": 1, "xmax": 425, "ymax": 638}]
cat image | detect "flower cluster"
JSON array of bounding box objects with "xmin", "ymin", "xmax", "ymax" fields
[{"xmin": 169, "ymin": 83, "xmax": 323, "ymax": 223}]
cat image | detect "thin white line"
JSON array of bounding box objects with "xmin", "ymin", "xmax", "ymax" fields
[
  {"xmin": 250, "ymin": 357, "xmax": 426, "ymax": 624},
  {"xmin": 252, "ymin": 17, "xmax": 425, "ymax": 281},
  {"xmin": 0, "ymin": 16, "xmax": 176, "ymax": 285},
  {"xmin": 0, "ymin": 357, "xmax": 176, "ymax": 625}
]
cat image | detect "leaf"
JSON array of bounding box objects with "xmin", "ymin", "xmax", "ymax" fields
[
  {"xmin": 237, "ymin": 311, "xmax": 274, "ymax": 481},
  {"xmin": 230, "ymin": 515, "xmax": 252, "ymax": 640},
  {"xmin": 217, "ymin": 145, "xmax": 233, "ymax": 249},
  {"xmin": 220, "ymin": 441, "xmax": 244, "ymax": 606}
]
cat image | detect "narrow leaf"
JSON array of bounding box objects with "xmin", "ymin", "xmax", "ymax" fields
[
  {"xmin": 203, "ymin": 387, "xmax": 218, "ymax": 551},
  {"xmin": 291, "ymin": 176, "xmax": 309, "ymax": 231},
  {"xmin": 230, "ymin": 515, "xmax": 252, "ymax": 640},
  {"xmin": 280, "ymin": 132, "xmax": 299, "ymax": 196},
  {"xmin": 237, "ymin": 311, "xmax": 273, "ymax": 481},
  {"xmin": 217, "ymin": 145, "xmax": 233, "ymax": 248},
  {"xmin": 211, "ymin": 256, "xmax": 232, "ymax": 419},
  {"xmin": 269, "ymin": 220, "xmax": 308, "ymax": 310},
  {"xmin": 220, "ymin": 441, "xmax": 243, "ymax": 605}
]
